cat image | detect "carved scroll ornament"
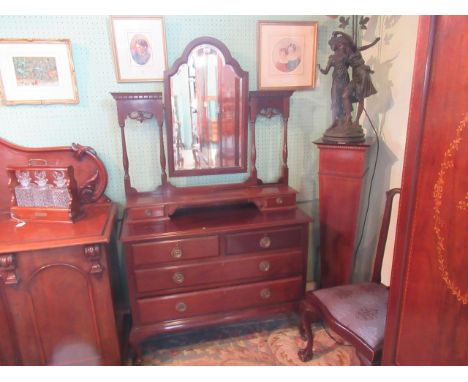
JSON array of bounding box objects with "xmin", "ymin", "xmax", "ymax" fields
[
  {"xmin": 0, "ymin": 254, "xmax": 19, "ymax": 286},
  {"xmin": 71, "ymin": 143, "xmax": 109, "ymax": 204},
  {"xmin": 83, "ymin": 245, "xmax": 104, "ymax": 276}
]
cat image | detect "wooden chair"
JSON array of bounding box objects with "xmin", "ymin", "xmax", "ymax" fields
[{"xmin": 298, "ymin": 188, "xmax": 400, "ymax": 365}]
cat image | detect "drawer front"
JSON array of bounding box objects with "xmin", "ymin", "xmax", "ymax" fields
[
  {"xmin": 132, "ymin": 236, "xmax": 219, "ymax": 267},
  {"xmin": 225, "ymin": 227, "xmax": 302, "ymax": 255},
  {"xmin": 127, "ymin": 205, "xmax": 165, "ymax": 221},
  {"xmin": 264, "ymin": 194, "xmax": 296, "ymax": 208},
  {"xmin": 136, "ymin": 277, "xmax": 303, "ymax": 324},
  {"xmin": 134, "ymin": 250, "xmax": 303, "ymax": 294}
]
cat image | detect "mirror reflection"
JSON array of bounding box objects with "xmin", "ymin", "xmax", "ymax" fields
[{"xmin": 170, "ymin": 44, "xmax": 243, "ymax": 172}]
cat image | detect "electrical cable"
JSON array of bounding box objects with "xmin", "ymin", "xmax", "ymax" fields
[{"xmin": 352, "ymin": 107, "xmax": 380, "ymax": 267}]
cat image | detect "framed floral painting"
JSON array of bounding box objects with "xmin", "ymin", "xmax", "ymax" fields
[
  {"xmin": 257, "ymin": 21, "xmax": 318, "ymax": 90},
  {"xmin": 0, "ymin": 39, "xmax": 79, "ymax": 105},
  {"xmin": 109, "ymin": 16, "xmax": 167, "ymax": 82}
]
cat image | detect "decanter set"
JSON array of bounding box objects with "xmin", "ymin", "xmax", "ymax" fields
[{"xmin": 14, "ymin": 169, "xmax": 72, "ymax": 208}]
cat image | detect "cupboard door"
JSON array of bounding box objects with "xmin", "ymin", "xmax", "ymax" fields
[
  {"xmin": 383, "ymin": 16, "xmax": 468, "ymax": 365},
  {"xmin": 1, "ymin": 245, "xmax": 120, "ymax": 365},
  {"xmin": 0, "ymin": 287, "xmax": 19, "ymax": 365}
]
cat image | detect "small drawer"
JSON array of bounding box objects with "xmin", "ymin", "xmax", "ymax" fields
[
  {"xmin": 127, "ymin": 205, "xmax": 165, "ymax": 221},
  {"xmin": 225, "ymin": 227, "xmax": 302, "ymax": 255},
  {"xmin": 264, "ymin": 194, "xmax": 296, "ymax": 208},
  {"xmin": 134, "ymin": 250, "xmax": 303, "ymax": 294},
  {"xmin": 132, "ymin": 236, "xmax": 219, "ymax": 267},
  {"xmin": 136, "ymin": 276, "xmax": 303, "ymax": 324}
]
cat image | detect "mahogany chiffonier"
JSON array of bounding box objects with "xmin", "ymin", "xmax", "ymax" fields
[
  {"xmin": 0, "ymin": 138, "xmax": 121, "ymax": 365},
  {"xmin": 112, "ymin": 37, "xmax": 312, "ymax": 364}
]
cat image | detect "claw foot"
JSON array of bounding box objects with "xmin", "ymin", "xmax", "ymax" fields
[{"xmin": 298, "ymin": 347, "xmax": 313, "ymax": 362}]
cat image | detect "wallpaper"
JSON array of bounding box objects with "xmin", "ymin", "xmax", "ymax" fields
[{"xmin": 0, "ymin": 15, "xmax": 336, "ymax": 205}]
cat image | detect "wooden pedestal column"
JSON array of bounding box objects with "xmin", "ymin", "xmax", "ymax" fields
[{"xmin": 315, "ymin": 138, "xmax": 374, "ymax": 287}]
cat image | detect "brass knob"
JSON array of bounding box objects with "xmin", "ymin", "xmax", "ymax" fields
[
  {"xmin": 175, "ymin": 302, "xmax": 187, "ymax": 312},
  {"xmin": 260, "ymin": 288, "xmax": 271, "ymax": 299},
  {"xmin": 173, "ymin": 272, "xmax": 185, "ymax": 284},
  {"xmin": 276, "ymin": 197, "xmax": 283, "ymax": 204},
  {"xmin": 171, "ymin": 244, "xmax": 183, "ymax": 259},
  {"xmin": 259, "ymin": 260, "xmax": 270, "ymax": 272},
  {"xmin": 144, "ymin": 209, "xmax": 152, "ymax": 217},
  {"xmin": 259, "ymin": 235, "xmax": 271, "ymax": 249}
]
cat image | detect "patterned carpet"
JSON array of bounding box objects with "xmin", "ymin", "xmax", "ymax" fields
[{"xmin": 133, "ymin": 314, "xmax": 361, "ymax": 366}]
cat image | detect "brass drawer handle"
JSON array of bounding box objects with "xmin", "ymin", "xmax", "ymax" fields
[
  {"xmin": 260, "ymin": 288, "xmax": 271, "ymax": 299},
  {"xmin": 276, "ymin": 197, "xmax": 283, "ymax": 205},
  {"xmin": 144, "ymin": 209, "xmax": 152, "ymax": 217},
  {"xmin": 259, "ymin": 235, "xmax": 271, "ymax": 249},
  {"xmin": 259, "ymin": 260, "xmax": 270, "ymax": 272},
  {"xmin": 175, "ymin": 302, "xmax": 187, "ymax": 312},
  {"xmin": 171, "ymin": 244, "xmax": 183, "ymax": 259},
  {"xmin": 173, "ymin": 272, "xmax": 185, "ymax": 284}
]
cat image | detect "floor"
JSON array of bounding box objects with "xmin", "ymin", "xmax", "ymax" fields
[{"xmin": 129, "ymin": 314, "xmax": 361, "ymax": 366}]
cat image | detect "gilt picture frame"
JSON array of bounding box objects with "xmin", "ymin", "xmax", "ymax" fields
[
  {"xmin": 109, "ymin": 16, "xmax": 167, "ymax": 82},
  {"xmin": 0, "ymin": 39, "xmax": 79, "ymax": 105},
  {"xmin": 257, "ymin": 21, "xmax": 318, "ymax": 90}
]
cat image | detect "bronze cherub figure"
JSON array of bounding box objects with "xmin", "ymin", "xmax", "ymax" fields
[{"xmin": 319, "ymin": 31, "xmax": 379, "ymax": 143}]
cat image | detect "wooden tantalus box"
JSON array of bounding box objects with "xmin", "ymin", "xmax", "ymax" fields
[{"xmin": 6, "ymin": 164, "xmax": 81, "ymax": 223}]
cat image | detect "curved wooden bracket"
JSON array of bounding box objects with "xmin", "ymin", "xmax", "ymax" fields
[
  {"xmin": 258, "ymin": 107, "xmax": 281, "ymax": 119},
  {"xmin": 0, "ymin": 254, "xmax": 20, "ymax": 286}
]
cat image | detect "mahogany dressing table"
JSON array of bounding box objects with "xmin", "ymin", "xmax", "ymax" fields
[
  {"xmin": 0, "ymin": 138, "xmax": 121, "ymax": 365},
  {"xmin": 113, "ymin": 37, "xmax": 311, "ymax": 364}
]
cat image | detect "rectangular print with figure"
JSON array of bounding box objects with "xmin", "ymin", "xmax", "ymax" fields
[
  {"xmin": 257, "ymin": 21, "xmax": 318, "ymax": 90},
  {"xmin": 110, "ymin": 16, "xmax": 167, "ymax": 82},
  {"xmin": 0, "ymin": 39, "xmax": 78, "ymax": 105}
]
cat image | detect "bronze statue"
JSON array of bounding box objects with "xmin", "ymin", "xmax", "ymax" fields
[{"xmin": 319, "ymin": 31, "xmax": 379, "ymax": 143}]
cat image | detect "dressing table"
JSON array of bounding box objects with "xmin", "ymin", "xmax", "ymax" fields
[{"xmin": 113, "ymin": 37, "xmax": 311, "ymax": 364}]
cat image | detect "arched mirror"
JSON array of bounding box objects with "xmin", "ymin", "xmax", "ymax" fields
[{"xmin": 164, "ymin": 37, "xmax": 248, "ymax": 177}]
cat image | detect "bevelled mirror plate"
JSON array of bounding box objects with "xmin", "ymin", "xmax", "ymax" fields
[{"xmin": 164, "ymin": 37, "xmax": 248, "ymax": 177}]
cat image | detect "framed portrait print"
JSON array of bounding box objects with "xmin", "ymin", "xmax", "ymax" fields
[
  {"xmin": 109, "ymin": 16, "xmax": 167, "ymax": 82},
  {"xmin": 257, "ymin": 21, "xmax": 318, "ymax": 90},
  {"xmin": 0, "ymin": 39, "xmax": 79, "ymax": 105}
]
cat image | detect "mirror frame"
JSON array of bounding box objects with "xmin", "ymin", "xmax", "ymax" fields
[{"xmin": 164, "ymin": 36, "xmax": 249, "ymax": 177}]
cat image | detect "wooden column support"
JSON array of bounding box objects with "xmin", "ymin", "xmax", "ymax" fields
[{"xmin": 248, "ymin": 91, "xmax": 294, "ymax": 184}]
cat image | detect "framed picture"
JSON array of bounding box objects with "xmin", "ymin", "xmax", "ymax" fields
[
  {"xmin": 109, "ymin": 16, "xmax": 167, "ymax": 82},
  {"xmin": 257, "ymin": 21, "xmax": 318, "ymax": 90},
  {"xmin": 0, "ymin": 39, "xmax": 79, "ymax": 105}
]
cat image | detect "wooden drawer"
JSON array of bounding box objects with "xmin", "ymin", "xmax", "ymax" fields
[
  {"xmin": 225, "ymin": 226, "xmax": 302, "ymax": 255},
  {"xmin": 131, "ymin": 236, "xmax": 219, "ymax": 267},
  {"xmin": 127, "ymin": 205, "xmax": 165, "ymax": 221},
  {"xmin": 264, "ymin": 194, "xmax": 296, "ymax": 208},
  {"xmin": 134, "ymin": 250, "xmax": 303, "ymax": 294},
  {"xmin": 136, "ymin": 276, "xmax": 303, "ymax": 324}
]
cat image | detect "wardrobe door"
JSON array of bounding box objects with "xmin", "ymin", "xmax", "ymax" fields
[{"xmin": 383, "ymin": 16, "xmax": 468, "ymax": 365}]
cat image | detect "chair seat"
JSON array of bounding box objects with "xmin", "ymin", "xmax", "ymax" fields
[{"xmin": 309, "ymin": 283, "xmax": 388, "ymax": 350}]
